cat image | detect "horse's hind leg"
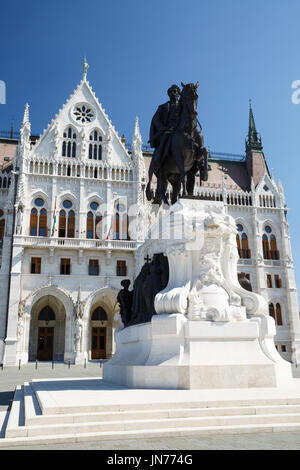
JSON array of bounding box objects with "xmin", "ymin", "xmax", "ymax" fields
[
  {"xmin": 172, "ymin": 139, "xmax": 186, "ymax": 196},
  {"xmin": 169, "ymin": 174, "xmax": 181, "ymax": 204},
  {"xmin": 186, "ymin": 161, "xmax": 198, "ymax": 195}
]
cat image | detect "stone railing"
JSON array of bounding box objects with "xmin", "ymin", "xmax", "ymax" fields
[{"xmin": 14, "ymin": 235, "xmax": 138, "ymax": 251}]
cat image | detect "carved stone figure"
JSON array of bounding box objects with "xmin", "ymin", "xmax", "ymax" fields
[
  {"xmin": 16, "ymin": 206, "xmax": 23, "ymax": 235},
  {"xmin": 116, "ymin": 253, "xmax": 169, "ymax": 327},
  {"xmin": 74, "ymin": 316, "xmax": 83, "ymax": 353},
  {"xmin": 17, "ymin": 317, "xmax": 24, "ymax": 341},
  {"xmin": 117, "ymin": 279, "xmax": 133, "ymax": 327}
]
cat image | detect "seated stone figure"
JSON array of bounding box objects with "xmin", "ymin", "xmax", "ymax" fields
[{"xmin": 117, "ymin": 253, "xmax": 169, "ymax": 327}]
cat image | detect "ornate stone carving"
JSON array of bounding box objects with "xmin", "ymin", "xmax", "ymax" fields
[{"xmin": 136, "ymin": 199, "xmax": 269, "ymax": 322}]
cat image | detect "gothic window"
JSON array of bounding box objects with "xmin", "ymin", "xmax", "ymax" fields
[
  {"xmin": 38, "ymin": 306, "xmax": 55, "ymax": 321},
  {"xmin": 236, "ymin": 224, "xmax": 251, "ymax": 259},
  {"xmin": 86, "ymin": 202, "xmax": 102, "ymax": 239},
  {"xmin": 262, "ymin": 226, "xmax": 280, "ymax": 260},
  {"xmin": 270, "ymin": 235, "xmax": 279, "ymax": 260},
  {"xmin": 274, "ymin": 274, "xmax": 282, "ymax": 288},
  {"xmin": 269, "ymin": 302, "xmax": 283, "ymax": 325},
  {"xmin": 113, "ymin": 202, "xmax": 129, "ymax": 240},
  {"xmin": 275, "ymin": 303, "xmax": 283, "ymax": 325},
  {"xmin": 88, "ymin": 130, "xmax": 102, "ymax": 160},
  {"xmin": 30, "ymin": 208, "xmax": 38, "ymax": 236},
  {"xmin": 39, "ymin": 208, "xmax": 47, "ymax": 236},
  {"xmin": 59, "ymin": 210, "xmax": 66, "ymax": 237},
  {"xmin": 0, "ymin": 209, "xmax": 5, "ymax": 249},
  {"xmin": 262, "ymin": 234, "xmax": 270, "ymax": 259},
  {"xmin": 30, "ymin": 198, "xmax": 47, "ymax": 237},
  {"xmin": 91, "ymin": 307, "xmax": 107, "ymax": 321},
  {"xmin": 62, "ymin": 126, "xmax": 77, "ymax": 158},
  {"xmin": 59, "ymin": 200, "xmax": 75, "ymax": 238},
  {"xmin": 266, "ymin": 274, "xmax": 272, "ymax": 288},
  {"xmin": 269, "ymin": 303, "xmax": 275, "ymax": 320}
]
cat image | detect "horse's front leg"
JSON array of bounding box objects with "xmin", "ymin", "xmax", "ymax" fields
[{"xmin": 156, "ymin": 172, "xmax": 169, "ymax": 206}]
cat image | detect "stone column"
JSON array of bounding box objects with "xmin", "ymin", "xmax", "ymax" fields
[{"xmin": 4, "ymin": 245, "xmax": 24, "ymax": 365}]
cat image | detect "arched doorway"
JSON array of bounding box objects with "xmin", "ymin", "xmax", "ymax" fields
[
  {"xmin": 29, "ymin": 295, "xmax": 66, "ymax": 362},
  {"xmin": 91, "ymin": 306, "xmax": 108, "ymax": 359},
  {"xmin": 37, "ymin": 306, "xmax": 55, "ymax": 361}
]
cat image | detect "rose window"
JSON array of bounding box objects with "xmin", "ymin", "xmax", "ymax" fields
[{"xmin": 72, "ymin": 103, "xmax": 95, "ymax": 124}]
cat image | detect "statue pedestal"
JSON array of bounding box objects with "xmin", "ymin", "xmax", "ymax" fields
[
  {"xmin": 104, "ymin": 199, "xmax": 293, "ymax": 389},
  {"xmin": 103, "ymin": 313, "xmax": 293, "ymax": 389}
]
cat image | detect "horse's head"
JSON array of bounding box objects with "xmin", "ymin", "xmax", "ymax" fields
[
  {"xmin": 178, "ymin": 82, "xmax": 199, "ymax": 131},
  {"xmin": 180, "ymin": 82, "xmax": 199, "ymax": 103}
]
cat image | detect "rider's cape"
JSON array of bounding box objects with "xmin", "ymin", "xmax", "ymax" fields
[{"xmin": 149, "ymin": 101, "xmax": 170, "ymax": 148}]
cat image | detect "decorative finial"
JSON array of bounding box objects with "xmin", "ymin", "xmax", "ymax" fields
[{"xmin": 83, "ymin": 56, "xmax": 89, "ymax": 81}]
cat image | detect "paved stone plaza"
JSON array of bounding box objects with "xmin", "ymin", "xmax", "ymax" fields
[{"xmin": 1, "ymin": 362, "xmax": 300, "ymax": 450}]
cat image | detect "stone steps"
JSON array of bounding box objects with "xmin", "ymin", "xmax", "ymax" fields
[{"xmin": 2, "ymin": 380, "xmax": 300, "ymax": 447}]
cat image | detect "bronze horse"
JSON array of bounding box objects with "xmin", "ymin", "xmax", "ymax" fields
[{"xmin": 146, "ymin": 82, "xmax": 209, "ymax": 205}]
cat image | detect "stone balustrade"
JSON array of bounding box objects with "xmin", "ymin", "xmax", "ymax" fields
[{"xmin": 13, "ymin": 235, "xmax": 137, "ymax": 251}]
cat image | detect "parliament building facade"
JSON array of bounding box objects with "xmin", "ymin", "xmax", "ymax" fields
[{"xmin": 0, "ymin": 72, "xmax": 300, "ymax": 366}]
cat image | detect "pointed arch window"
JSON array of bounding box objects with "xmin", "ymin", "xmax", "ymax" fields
[
  {"xmin": 30, "ymin": 208, "xmax": 38, "ymax": 236},
  {"xmin": 262, "ymin": 226, "xmax": 280, "ymax": 260},
  {"xmin": 86, "ymin": 202, "xmax": 102, "ymax": 239},
  {"xmin": 262, "ymin": 234, "xmax": 270, "ymax": 259},
  {"xmin": 88, "ymin": 130, "xmax": 102, "ymax": 160},
  {"xmin": 269, "ymin": 302, "xmax": 283, "ymax": 325},
  {"xmin": 30, "ymin": 199, "xmax": 47, "ymax": 237},
  {"xmin": 113, "ymin": 201, "xmax": 129, "ymax": 240},
  {"xmin": 62, "ymin": 126, "xmax": 77, "ymax": 158},
  {"xmin": 91, "ymin": 307, "xmax": 107, "ymax": 321},
  {"xmin": 236, "ymin": 224, "xmax": 250, "ymax": 259},
  {"xmin": 269, "ymin": 303, "xmax": 275, "ymax": 320},
  {"xmin": 59, "ymin": 200, "xmax": 75, "ymax": 238},
  {"xmin": 39, "ymin": 208, "xmax": 47, "ymax": 236},
  {"xmin": 270, "ymin": 234, "xmax": 279, "ymax": 260},
  {"xmin": 275, "ymin": 303, "xmax": 283, "ymax": 325},
  {"xmin": 38, "ymin": 306, "xmax": 55, "ymax": 322}
]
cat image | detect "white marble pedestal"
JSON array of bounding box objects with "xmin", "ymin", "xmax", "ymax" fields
[
  {"xmin": 103, "ymin": 313, "xmax": 293, "ymax": 389},
  {"xmin": 104, "ymin": 199, "xmax": 293, "ymax": 390}
]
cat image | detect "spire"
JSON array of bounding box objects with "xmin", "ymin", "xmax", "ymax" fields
[
  {"xmin": 83, "ymin": 56, "xmax": 89, "ymax": 81},
  {"xmin": 132, "ymin": 116, "xmax": 142, "ymax": 154},
  {"xmin": 20, "ymin": 102, "xmax": 31, "ymax": 146},
  {"xmin": 246, "ymin": 100, "xmax": 263, "ymax": 152},
  {"xmin": 22, "ymin": 103, "xmax": 30, "ymax": 126}
]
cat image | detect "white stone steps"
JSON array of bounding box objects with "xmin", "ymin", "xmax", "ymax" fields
[
  {"xmin": 2, "ymin": 422, "xmax": 300, "ymax": 448},
  {"xmin": 5, "ymin": 386, "xmax": 25, "ymax": 438},
  {"xmin": 3, "ymin": 379, "xmax": 300, "ymax": 447},
  {"xmin": 13, "ymin": 411, "xmax": 300, "ymax": 438},
  {"xmin": 22, "ymin": 382, "xmax": 300, "ymax": 426}
]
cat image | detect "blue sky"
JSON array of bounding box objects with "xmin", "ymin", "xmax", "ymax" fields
[{"xmin": 1, "ymin": 0, "xmax": 300, "ymax": 295}]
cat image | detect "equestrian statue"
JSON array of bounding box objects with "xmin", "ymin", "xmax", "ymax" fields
[{"xmin": 146, "ymin": 82, "xmax": 210, "ymax": 205}]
